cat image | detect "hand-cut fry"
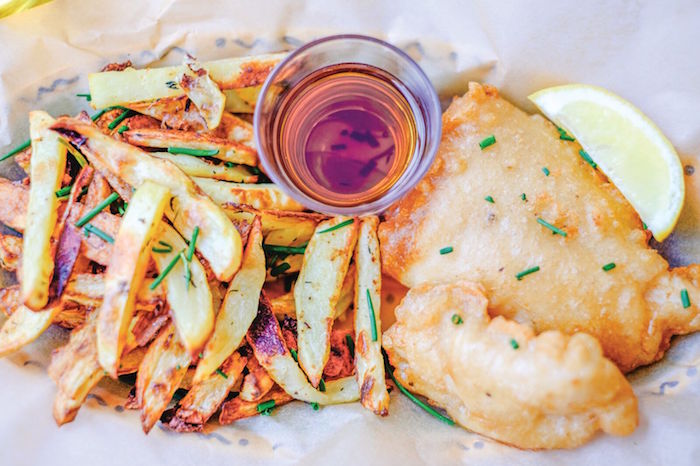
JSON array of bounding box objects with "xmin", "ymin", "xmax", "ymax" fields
[
  {"xmin": 0, "ymin": 178, "xmax": 28, "ymax": 232},
  {"xmin": 224, "ymin": 86, "xmax": 262, "ymax": 111},
  {"xmin": 270, "ymin": 264, "xmax": 355, "ymax": 320},
  {"xmin": 64, "ymin": 274, "xmax": 163, "ymax": 310},
  {"xmin": 135, "ymin": 323, "xmax": 191, "ymax": 433},
  {"xmin": 180, "ymin": 58, "xmax": 226, "ymax": 130},
  {"xmin": 151, "ymin": 153, "xmax": 256, "ymax": 183},
  {"xmin": 247, "ymin": 294, "xmax": 359, "ymax": 404},
  {"xmin": 0, "ymin": 300, "xmax": 62, "ymax": 357},
  {"xmin": 22, "ymin": 111, "xmax": 68, "ymax": 310},
  {"xmin": 217, "ymin": 112, "xmax": 255, "ymax": 148},
  {"xmin": 353, "ymin": 216, "xmax": 389, "ymax": 416},
  {"xmin": 97, "ymin": 181, "xmax": 170, "ymax": 377},
  {"xmin": 194, "ymin": 216, "xmax": 265, "ymax": 383},
  {"xmin": 0, "ymin": 234, "xmax": 21, "ymax": 272},
  {"xmin": 128, "ymin": 96, "xmax": 207, "ymax": 132},
  {"xmin": 51, "ymin": 118, "xmax": 243, "ymax": 281},
  {"xmin": 219, "ymin": 386, "xmax": 294, "ymax": 425},
  {"xmin": 151, "ymin": 222, "xmax": 214, "ymax": 356},
  {"xmin": 226, "ymin": 208, "xmax": 327, "ymax": 249},
  {"xmin": 295, "ymin": 217, "xmax": 358, "ymax": 386},
  {"xmin": 79, "ymin": 210, "xmax": 121, "ymax": 266},
  {"xmin": 88, "ymin": 52, "xmax": 285, "ymax": 109},
  {"xmin": 123, "ymin": 128, "xmax": 257, "ymax": 166},
  {"xmin": 239, "ymin": 355, "xmax": 275, "ymax": 402},
  {"xmin": 54, "ymin": 305, "xmax": 88, "ymax": 330},
  {"xmin": 168, "ymin": 352, "xmax": 247, "ymax": 431},
  {"xmin": 194, "ymin": 179, "xmax": 305, "ymax": 211}
]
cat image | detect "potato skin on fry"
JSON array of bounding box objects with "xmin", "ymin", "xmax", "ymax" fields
[{"xmin": 219, "ymin": 386, "xmax": 293, "ymax": 425}]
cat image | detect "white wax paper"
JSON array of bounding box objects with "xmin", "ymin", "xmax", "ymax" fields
[{"xmin": 1, "ymin": 1, "xmax": 699, "ymax": 465}]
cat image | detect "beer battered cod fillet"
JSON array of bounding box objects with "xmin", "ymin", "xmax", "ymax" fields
[
  {"xmin": 379, "ymin": 83, "xmax": 700, "ymax": 373},
  {"xmin": 383, "ymin": 281, "xmax": 638, "ymax": 450}
]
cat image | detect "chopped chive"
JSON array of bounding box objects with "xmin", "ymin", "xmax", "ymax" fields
[
  {"xmin": 84, "ymin": 223, "xmax": 114, "ymax": 244},
  {"xmin": 107, "ymin": 109, "xmax": 134, "ymax": 130},
  {"xmin": 602, "ymin": 262, "xmax": 616, "ymax": 272},
  {"xmin": 509, "ymin": 338, "xmax": 519, "ymax": 349},
  {"xmin": 484, "ymin": 195, "xmax": 495, "ymax": 204},
  {"xmin": 180, "ymin": 251, "xmax": 191, "ymax": 290},
  {"xmin": 117, "ymin": 125, "xmax": 129, "ymax": 134},
  {"xmin": 215, "ymin": 369, "xmax": 228, "ymax": 379},
  {"xmin": 642, "ymin": 222, "xmax": 648, "ymax": 230},
  {"xmin": 383, "ymin": 349, "xmax": 455, "ymax": 425},
  {"xmin": 451, "ymin": 314, "xmax": 463, "ymax": 325},
  {"xmin": 542, "ymin": 167, "xmax": 550, "ymax": 176},
  {"xmin": 263, "ymin": 244, "xmax": 307, "ymax": 255},
  {"xmin": 439, "ymin": 246, "xmax": 453, "ymax": 255},
  {"xmin": 366, "ymin": 289, "xmax": 378, "ymax": 342},
  {"xmin": 537, "ymin": 217, "xmax": 568, "ymax": 237},
  {"xmin": 118, "ymin": 202, "xmax": 128, "ymax": 215},
  {"xmin": 150, "ymin": 250, "xmax": 183, "ymax": 290},
  {"xmin": 579, "ymin": 149, "xmax": 597, "ymax": 169},
  {"xmin": 681, "ymin": 289, "xmax": 691, "ymax": 309},
  {"xmin": 270, "ymin": 262, "xmax": 291, "ymax": 277},
  {"xmin": 318, "ymin": 379, "xmax": 326, "ymax": 392},
  {"xmin": 76, "ymin": 93, "xmax": 92, "ymax": 101},
  {"xmin": 521, "ymin": 193, "xmax": 527, "ymax": 201},
  {"xmin": 55, "ymin": 185, "xmax": 73, "ymax": 198},
  {"xmin": 1, "ymin": 139, "xmax": 30, "ymax": 162},
  {"xmin": 256, "ymin": 400, "xmax": 276, "ymax": 415},
  {"xmin": 224, "ymin": 162, "xmax": 237, "ymax": 168},
  {"xmin": 290, "ymin": 348, "xmax": 298, "ymax": 362},
  {"xmin": 75, "ymin": 192, "xmax": 119, "ymax": 227},
  {"xmin": 310, "ymin": 402, "xmax": 320, "ymax": 411},
  {"xmin": 167, "ymin": 147, "xmax": 219, "ymax": 157},
  {"xmin": 318, "ymin": 218, "xmax": 354, "ymax": 234},
  {"xmin": 479, "ymin": 135, "xmax": 496, "ymax": 150},
  {"xmin": 199, "ymin": 352, "xmax": 204, "ymax": 359},
  {"xmin": 175, "ymin": 365, "xmax": 181, "ymax": 370},
  {"xmin": 186, "ymin": 226, "xmax": 200, "ymax": 261},
  {"xmin": 90, "ymin": 105, "xmax": 127, "ymax": 122},
  {"xmin": 345, "ymin": 334, "xmax": 355, "ymax": 359},
  {"xmin": 152, "ymin": 241, "xmax": 173, "ymax": 254},
  {"xmin": 516, "ymin": 266, "xmax": 540, "ymax": 280},
  {"xmin": 556, "ymin": 126, "xmax": 575, "ymax": 141},
  {"xmin": 165, "ymin": 80, "xmax": 179, "ymax": 90},
  {"xmin": 58, "ymin": 139, "xmax": 88, "ymax": 167}
]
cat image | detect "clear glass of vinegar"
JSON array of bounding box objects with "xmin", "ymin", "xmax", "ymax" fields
[{"xmin": 254, "ymin": 34, "xmax": 442, "ymax": 215}]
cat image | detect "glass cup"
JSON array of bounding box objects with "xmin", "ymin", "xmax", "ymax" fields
[{"xmin": 254, "ymin": 34, "xmax": 442, "ymax": 215}]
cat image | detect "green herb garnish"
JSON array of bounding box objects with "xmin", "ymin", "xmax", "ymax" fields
[
  {"xmin": 318, "ymin": 379, "xmax": 326, "ymax": 392},
  {"xmin": 439, "ymin": 246, "xmax": 453, "ymax": 255},
  {"xmin": 542, "ymin": 167, "xmax": 550, "ymax": 176},
  {"xmin": 602, "ymin": 262, "xmax": 616, "ymax": 272},
  {"xmin": 681, "ymin": 289, "xmax": 691, "ymax": 309},
  {"xmin": 579, "ymin": 149, "xmax": 597, "ymax": 169},
  {"xmin": 451, "ymin": 314, "xmax": 463, "ymax": 325},
  {"xmin": 256, "ymin": 400, "xmax": 276, "ymax": 415},
  {"xmin": 108, "ymin": 109, "xmax": 134, "ymax": 130},
  {"xmin": 521, "ymin": 193, "xmax": 527, "ymax": 201},
  {"xmin": 180, "ymin": 251, "xmax": 191, "ymax": 290},
  {"xmin": 263, "ymin": 244, "xmax": 307, "ymax": 255},
  {"xmin": 1, "ymin": 139, "xmax": 30, "ymax": 162},
  {"xmin": 91, "ymin": 105, "xmax": 126, "ymax": 122},
  {"xmin": 186, "ymin": 226, "xmax": 200, "ymax": 261},
  {"xmin": 515, "ymin": 266, "xmax": 540, "ymax": 281},
  {"xmin": 290, "ymin": 348, "xmax": 298, "ymax": 362},
  {"xmin": 152, "ymin": 241, "xmax": 173, "ymax": 254},
  {"xmin": 76, "ymin": 93, "xmax": 92, "ymax": 101},
  {"xmin": 642, "ymin": 222, "xmax": 648, "ymax": 230},
  {"xmin": 270, "ymin": 262, "xmax": 291, "ymax": 277},
  {"xmin": 150, "ymin": 250, "xmax": 183, "ymax": 290},
  {"xmin": 117, "ymin": 125, "xmax": 129, "ymax": 134},
  {"xmin": 55, "ymin": 185, "xmax": 73, "ymax": 198},
  {"xmin": 118, "ymin": 202, "xmax": 128, "ymax": 216},
  {"xmin": 310, "ymin": 402, "xmax": 320, "ymax": 411},
  {"xmin": 484, "ymin": 195, "xmax": 495, "ymax": 204},
  {"xmin": 167, "ymin": 147, "xmax": 219, "ymax": 157},
  {"xmin": 556, "ymin": 126, "xmax": 575, "ymax": 141},
  {"xmin": 318, "ymin": 218, "xmax": 354, "ymax": 234},
  {"xmin": 366, "ymin": 289, "xmax": 378, "ymax": 342},
  {"xmin": 84, "ymin": 223, "xmax": 114, "ymax": 244},
  {"xmin": 345, "ymin": 334, "xmax": 355, "ymax": 359},
  {"xmin": 75, "ymin": 192, "xmax": 119, "ymax": 227},
  {"xmin": 537, "ymin": 218, "xmax": 567, "ymax": 237},
  {"xmin": 215, "ymin": 369, "xmax": 228, "ymax": 379},
  {"xmin": 510, "ymin": 338, "xmax": 519, "ymax": 349},
  {"xmin": 479, "ymin": 135, "xmax": 496, "ymax": 150}
]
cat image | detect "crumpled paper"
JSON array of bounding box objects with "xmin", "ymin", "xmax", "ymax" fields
[{"xmin": 1, "ymin": 1, "xmax": 699, "ymax": 465}]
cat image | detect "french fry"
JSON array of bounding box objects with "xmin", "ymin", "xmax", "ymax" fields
[
  {"xmin": 88, "ymin": 53, "xmax": 285, "ymax": 110},
  {"xmin": 0, "ymin": 301, "xmax": 62, "ymax": 357},
  {"xmin": 194, "ymin": 179, "xmax": 305, "ymax": 211},
  {"xmin": 150, "ymin": 153, "xmax": 256, "ymax": 183},
  {"xmin": 21, "ymin": 111, "xmax": 67, "ymax": 310},
  {"xmin": 193, "ymin": 217, "xmax": 265, "ymax": 383},
  {"xmin": 169, "ymin": 352, "xmax": 247, "ymax": 431},
  {"xmin": 79, "ymin": 210, "xmax": 121, "ymax": 266},
  {"xmin": 246, "ymin": 294, "xmax": 359, "ymax": 404},
  {"xmin": 225, "ymin": 208, "xmax": 327, "ymax": 248},
  {"xmin": 224, "ymin": 86, "xmax": 262, "ymax": 111},
  {"xmin": 127, "ymin": 96, "xmax": 207, "ymax": 132},
  {"xmin": 0, "ymin": 178, "xmax": 28, "ymax": 232},
  {"xmin": 239, "ymin": 355, "xmax": 275, "ymax": 402},
  {"xmin": 219, "ymin": 386, "xmax": 293, "ymax": 425},
  {"xmin": 63, "ymin": 274, "xmax": 163, "ymax": 311},
  {"xmin": 217, "ymin": 112, "xmax": 255, "ymax": 148},
  {"xmin": 51, "ymin": 118, "xmax": 243, "ymax": 281},
  {"xmin": 0, "ymin": 234, "xmax": 21, "ymax": 272},
  {"xmin": 151, "ymin": 222, "xmax": 214, "ymax": 356},
  {"xmin": 180, "ymin": 58, "xmax": 226, "ymax": 130},
  {"xmin": 295, "ymin": 217, "xmax": 358, "ymax": 386},
  {"xmin": 353, "ymin": 216, "xmax": 389, "ymax": 415},
  {"xmin": 54, "ymin": 305, "xmax": 88, "ymax": 330},
  {"xmin": 135, "ymin": 323, "xmax": 190, "ymax": 433},
  {"xmin": 123, "ymin": 128, "xmax": 257, "ymax": 166},
  {"xmin": 97, "ymin": 181, "xmax": 170, "ymax": 377}
]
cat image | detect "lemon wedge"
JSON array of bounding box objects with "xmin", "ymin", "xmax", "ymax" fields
[{"xmin": 529, "ymin": 84, "xmax": 685, "ymax": 241}]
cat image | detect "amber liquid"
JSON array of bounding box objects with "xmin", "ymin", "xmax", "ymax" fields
[{"xmin": 271, "ymin": 63, "xmax": 419, "ymax": 207}]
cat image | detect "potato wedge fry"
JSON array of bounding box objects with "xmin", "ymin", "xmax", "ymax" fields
[
  {"xmin": 295, "ymin": 217, "xmax": 358, "ymax": 386},
  {"xmin": 136, "ymin": 323, "xmax": 190, "ymax": 433},
  {"xmin": 128, "ymin": 96, "xmax": 207, "ymax": 132},
  {"xmin": 353, "ymin": 216, "xmax": 389, "ymax": 415},
  {"xmin": 97, "ymin": 181, "xmax": 170, "ymax": 377},
  {"xmin": 0, "ymin": 178, "xmax": 28, "ymax": 232},
  {"xmin": 151, "ymin": 222, "xmax": 214, "ymax": 356},
  {"xmin": 150, "ymin": 153, "xmax": 256, "ymax": 183},
  {"xmin": 123, "ymin": 128, "xmax": 257, "ymax": 166},
  {"xmin": 239, "ymin": 355, "xmax": 275, "ymax": 402},
  {"xmin": 194, "ymin": 217, "xmax": 265, "ymax": 383},
  {"xmin": 169, "ymin": 352, "xmax": 247, "ymax": 431},
  {"xmin": 51, "ymin": 118, "xmax": 243, "ymax": 281},
  {"xmin": 54, "ymin": 305, "xmax": 88, "ymax": 330},
  {"xmin": 247, "ymin": 294, "xmax": 359, "ymax": 404},
  {"xmin": 219, "ymin": 386, "xmax": 293, "ymax": 425},
  {"xmin": 180, "ymin": 59, "xmax": 226, "ymax": 130},
  {"xmin": 89, "ymin": 53, "xmax": 285, "ymax": 109},
  {"xmin": 224, "ymin": 86, "xmax": 262, "ymax": 111},
  {"xmin": 64, "ymin": 274, "xmax": 163, "ymax": 310},
  {"xmin": 0, "ymin": 301, "xmax": 62, "ymax": 357},
  {"xmin": 194, "ymin": 179, "xmax": 305, "ymax": 211},
  {"xmin": 0, "ymin": 234, "xmax": 21, "ymax": 272},
  {"xmin": 225, "ymin": 208, "xmax": 327, "ymax": 248},
  {"xmin": 217, "ymin": 112, "xmax": 255, "ymax": 148},
  {"xmin": 21, "ymin": 111, "xmax": 68, "ymax": 309}
]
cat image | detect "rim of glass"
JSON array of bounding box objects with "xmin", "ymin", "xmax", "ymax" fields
[{"xmin": 254, "ymin": 34, "xmax": 442, "ymax": 215}]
